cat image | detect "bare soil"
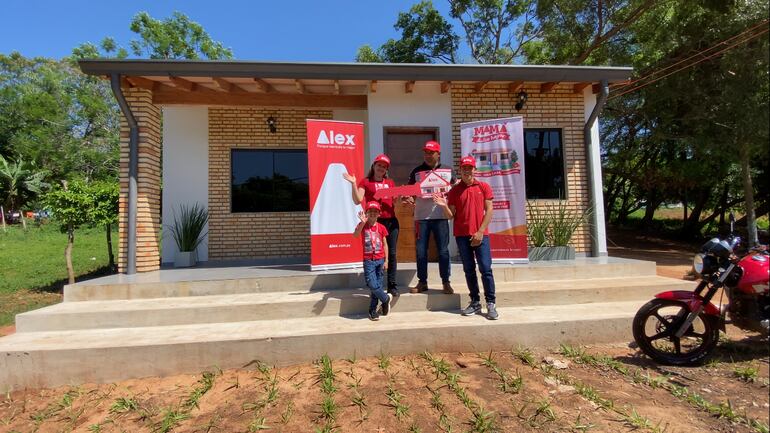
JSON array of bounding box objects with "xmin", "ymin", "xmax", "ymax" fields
[{"xmin": 1, "ymin": 229, "xmax": 767, "ymax": 433}]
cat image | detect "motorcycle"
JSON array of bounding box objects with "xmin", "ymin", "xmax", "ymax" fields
[{"xmin": 632, "ymin": 215, "xmax": 769, "ymax": 365}]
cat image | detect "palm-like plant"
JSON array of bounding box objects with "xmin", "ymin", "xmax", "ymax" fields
[
  {"xmin": 0, "ymin": 155, "xmax": 49, "ymax": 227},
  {"xmin": 168, "ymin": 203, "xmax": 209, "ymax": 252}
]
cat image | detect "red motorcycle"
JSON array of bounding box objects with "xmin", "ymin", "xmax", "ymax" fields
[{"xmin": 633, "ymin": 217, "xmax": 769, "ymax": 365}]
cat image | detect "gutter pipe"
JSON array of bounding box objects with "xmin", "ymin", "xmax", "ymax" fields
[
  {"xmin": 110, "ymin": 74, "xmax": 138, "ymax": 275},
  {"xmin": 583, "ymin": 79, "xmax": 609, "ymax": 257}
]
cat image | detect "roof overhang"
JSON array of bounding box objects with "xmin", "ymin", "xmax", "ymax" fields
[{"xmin": 79, "ymin": 59, "xmax": 632, "ymax": 108}]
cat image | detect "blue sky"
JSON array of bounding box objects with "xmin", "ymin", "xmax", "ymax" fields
[{"xmin": 1, "ymin": 0, "xmax": 457, "ymax": 61}]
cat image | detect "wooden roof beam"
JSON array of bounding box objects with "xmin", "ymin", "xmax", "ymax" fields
[
  {"xmin": 540, "ymin": 82, "xmax": 558, "ymax": 93},
  {"xmin": 440, "ymin": 81, "xmax": 451, "ymax": 93},
  {"xmin": 295, "ymin": 79, "xmax": 306, "ymax": 94},
  {"xmin": 474, "ymin": 81, "xmax": 489, "ymax": 93},
  {"xmin": 212, "ymin": 77, "xmax": 241, "ymax": 93},
  {"xmin": 124, "ymin": 76, "xmax": 157, "ymax": 91},
  {"xmin": 509, "ymin": 81, "xmax": 524, "ymax": 93},
  {"xmin": 169, "ymin": 76, "xmax": 197, "ymax": 92},
  {"xmin": 405, "ymin": 80, "xmax": 415, "ymax": 93},
  {"xmin": 573, "ymin": 82, "xmax": 592, "ymax": 94},
  {"xmin": 254, "ymin": 78, "xmax": 276, "ymax": 93},
  {"xmin": 333, "ymin": 80, "xmax": 340, "ymax": 95},
  {"xmin": 370, "ymin": 80, "xmax": 377, "ymax": 93}
]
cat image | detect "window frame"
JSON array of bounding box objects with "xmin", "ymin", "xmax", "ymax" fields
[
  {"xmin": 523, "ymin": 127, "xmax": 568, "ymax": 201},
  {"xmin": 229, "ymin": 148, "xmax": 310, "ymax": 214}
]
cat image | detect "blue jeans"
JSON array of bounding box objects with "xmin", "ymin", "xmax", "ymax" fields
[
  {"xmin": 456, "ymin": 236, "xmax": 496, "ymax": 304},
  {"xmin": 415, "ymin": 219, "xmax": 451, "ymax": 284},
  {"xmin": 379, "ymin": 217, "xmax": 399, "ymax": 288},
  {"xmin": 363, "ymin": 258, "xmax": 389, "ymax": 312}
]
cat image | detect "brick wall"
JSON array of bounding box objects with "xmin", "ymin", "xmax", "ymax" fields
[
  {"xmin": 450, "ymin": 83, "xmax": 591, "ymax": 253},
  {"xmin": 117, "ymin": 87, "xmax": 162, "ymax": 272},
  {"xmin": 208, "ymin": 108, "xmax": 333, "ymax": 260}
]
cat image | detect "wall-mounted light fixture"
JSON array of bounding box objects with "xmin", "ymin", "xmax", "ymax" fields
[
  {"xmin": 514, "ymin": 89, "xmax": 528, "ymax": 111},
  {"xmin": 266, "ymin": 116, "xmax": 277, "ymax": 133}
]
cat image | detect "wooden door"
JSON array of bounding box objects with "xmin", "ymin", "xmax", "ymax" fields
[{"xmin": 384, "ymin": 128, "xmax": 439, "ymax": 263}]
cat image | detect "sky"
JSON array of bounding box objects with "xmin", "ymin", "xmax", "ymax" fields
[{"xmin": 0, "ymin": 0, "xmax": 457, "ymax": 62}]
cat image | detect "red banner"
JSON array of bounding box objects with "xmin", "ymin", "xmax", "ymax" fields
[{"xmin": 307, "ymin": 120, "xmax": 364, "ymax": 270}]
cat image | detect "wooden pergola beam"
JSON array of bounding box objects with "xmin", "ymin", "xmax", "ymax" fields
[
  {"xmin": 295, "ymin": 79, "xmax": 306, "ymax": 94},
  {"xmin": 509, "ymin": 81, "xmax": 524, "ymax": 93},
  {"xmin": 540, "ymin": 82, "xmax": 558, "ymax": 93},
  {"xmin": 474, "ymin": 81, "xmax": 489, "ymax": 93},
  {"xmin": 254, "ymin": 78, "xmax": 276, "ymax": 93},
  {"xmin": 212, "ymin": 77, "xmax": 237, "ymax": 93},
  {"xmin": 370, "ymin": 80, "xmax": 377, "ymax": 93},
  {"xmin": 169, "ymin": 76, "xmax": 197, "ymax": 92},
  {"xmin": 152, "ymin": 87, "xmax": 367, "ymax": 108},
  {"xmin": 405, "ymin": 80, "xmax": 415, "ymax": 93},
  {"xmin": 124, "ymin": 76, "xmax": 157, "ymax": 91},
  {"xmin": 573, "ymin": 82, "xmax": 592, "ymax": 94},
  {"xmin": 440, "ymin": 81, "xmax": 451, "ymax": 93},
  {"xmin": 333, "ymin": 80, "xmax": 340, "ymax": 95}
]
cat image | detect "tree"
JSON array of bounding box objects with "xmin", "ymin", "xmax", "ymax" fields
[
  {"xmin": 89, "ymin": 182, "xmax": 119, "ymax": 271},
  {"xmin": 43, "ymin": 180, "xmax": 95, "ymax": 284},
  {"xmin": 129, "ymin": 11, "xmax": 234, "ymax": 60},
  {"xmin": 0, "ymin": 155, "xmax": 48, "ymax": 228}
]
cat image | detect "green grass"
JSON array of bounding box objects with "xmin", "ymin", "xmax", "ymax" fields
[{"xmin": 0, "ymin": 223, "xmax": 118, "ymax": 326}]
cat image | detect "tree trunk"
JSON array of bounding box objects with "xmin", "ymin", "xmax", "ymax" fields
[
  {"xmin": 65, "ymin": 225, "xmax": 75, "ymax": 284},
  {"xmin": 641, "ymin": 194, "xmax": 663, "ymax": 230},
  {"xmin": 20, "ymin": 211, "xmax": 27, "ymax": 230},
  {"xmin": 681, "ymin": 190, "xmax": 709, "ymax": 239},
  {"xmin": 740, "ymin": 146, "xmax": 758, "ymax": 246},
  {"xmin": 0, "ymin": 206, "xmax": 6, "ymax": 233},
  {"xmin": 106, "ymin": 223, "xmax": 115, "ymax": 271}
]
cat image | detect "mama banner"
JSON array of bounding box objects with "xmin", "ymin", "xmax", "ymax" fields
[
  {"xmin": 460, "ymin": 117, "xmax": 528, "ymax": 263},
  {"xmin": 307, "ymin": 120, "xmax": 364, "ymax": 270}
]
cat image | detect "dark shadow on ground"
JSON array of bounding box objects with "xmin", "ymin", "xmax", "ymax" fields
[{"xmin": 31, "ymin": 265, "xmax": 117, "ymax": 294}]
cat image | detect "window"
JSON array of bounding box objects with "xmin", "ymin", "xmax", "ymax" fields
[
  {"xmin": 524, "ymin": 129, "xmax": 565, "ymax": 199},
  {"xmin": 231, "ymin": 149, "xmax": 309, "ymax": 212}
]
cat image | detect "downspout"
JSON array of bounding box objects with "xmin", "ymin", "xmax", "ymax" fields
[
  {"xmin": 110, "ymin": 74, "xmax": 138, "ymax": 275},
  {"xmin": 583, "ymin": 79, "xmax": 609, "ymax": 257}
]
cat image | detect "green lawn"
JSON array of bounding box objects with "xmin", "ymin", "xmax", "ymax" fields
[{"xmin": 0, "ymin": 223, "xmax": 118, "ymax": 326}]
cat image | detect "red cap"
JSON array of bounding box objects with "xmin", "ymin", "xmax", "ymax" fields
[
  {"xmin": 423, "ymin": 140, "xmax": 441, "ymax": 152},
  {"xmin": 460, "ymin": 155, "xmax": 476, "ymax": 168},
  {"xmin": 365, "ymin": 201, "xmax": 381, "ymax": 212},
  {"xmin": 372, "ymin": 154, "xmax": 391, "ymax": 168}
]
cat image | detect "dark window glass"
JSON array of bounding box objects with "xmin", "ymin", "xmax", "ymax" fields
[
  {"xmin": 231, "ymin": 149, "xmax": 309, "ymax": 212},
  {"xmin": 524, "ymin": 129, "xmax": 565, "ymax": 199}
]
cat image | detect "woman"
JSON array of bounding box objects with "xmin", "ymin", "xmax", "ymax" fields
[{"xmin": 343, "ymin": 154, "xmax": 400, "ymax": 297}]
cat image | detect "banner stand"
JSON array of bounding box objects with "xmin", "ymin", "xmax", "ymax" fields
[{"xmin": 310, "ymin": 262, "xmax": 362, "ymax": 272}]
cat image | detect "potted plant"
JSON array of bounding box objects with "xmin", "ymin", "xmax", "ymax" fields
[
  {"xmin": 168, "ymin": 203, "xmax": 208, "ymax": 268},
  {"xmin": 527, "ymin": 200, "xmax": 590, "ymax": 261}
]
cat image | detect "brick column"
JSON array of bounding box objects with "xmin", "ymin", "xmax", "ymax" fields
[{"xmin": 118, "ymin": 87, "xmax": 162, "ymax": 273}]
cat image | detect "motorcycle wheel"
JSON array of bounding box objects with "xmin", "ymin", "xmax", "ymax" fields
[{"xmin": 632, "ymin": 298, "xmax": 720, "ymax": 366}]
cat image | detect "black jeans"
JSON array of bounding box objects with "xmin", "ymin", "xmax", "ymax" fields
[{"xmin": 378, "ymin": 217, "xmax": 400, "ymax": 288}]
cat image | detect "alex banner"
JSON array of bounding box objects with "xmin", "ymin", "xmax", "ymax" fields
[
  {"xmin": 307, "ymin": 119, "xmax": 364, "ymax": 270},
  {"xmin": 460, "ymin": 117, "xmax": 528, "ymax": 263}
]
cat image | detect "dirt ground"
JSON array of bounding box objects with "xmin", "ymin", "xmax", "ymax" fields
[{"xmin": 1, "ymin": 229, "xmax": 767, "ymax": 433}]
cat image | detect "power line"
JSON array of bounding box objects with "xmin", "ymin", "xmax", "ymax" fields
[
  {"xmin": 609, "ymin": 24, "xmax": 768, "ymax": 100},
  {"xmin": 611, "ymin": 19, "xmax": 769, "ymax": 90}
]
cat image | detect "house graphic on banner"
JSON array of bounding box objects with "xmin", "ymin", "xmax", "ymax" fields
[{"xmin": 470, "ymin": 147, "xmax": 519, "ymax": 173}]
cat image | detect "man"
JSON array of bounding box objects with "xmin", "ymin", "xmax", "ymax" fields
[
  {"xmin": 434, "ymin": 155, "xmax": 498, "ymax": 320},
  {"xmin": 404, "ymin": 140, "xmax": 453, "ymax": 294}
]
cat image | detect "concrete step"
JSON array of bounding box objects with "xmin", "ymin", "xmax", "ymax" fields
[
  {"xmin": 17, "ymin": 276, "xmax": 693, "ymax": 332},
  {"xmin": 1, "ymin": 300, "xmax": 646, "ymax": 390},
  {"xmin": 63, "ymin": 258, "xmax": 658, "ymax": 301}
]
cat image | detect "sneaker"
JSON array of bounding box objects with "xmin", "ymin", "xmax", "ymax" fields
[
  {"xmin": 369, "ymin": 309, "xmax": 380, "ymax": 321},
  {"xmin": 409, "ymin": 281, "xmax": 428, "ymax": 294},
  {"xmin": 486, "ymin": 303, "xmax": 499, "ymax": 320},
  {"xmin": 381, "ymin": 294, "xmax": 393, "ymax": 316},
  {"xmin": 388, "ymin": 285, "xmax": 400, "ymax": 298},
  {"xmin": 442, "ymin": 282, "xmax": 454, "ymax": 294},
  {"xmin": 461, "ymin": 301, "xmax": 482, "ymax": 316}
]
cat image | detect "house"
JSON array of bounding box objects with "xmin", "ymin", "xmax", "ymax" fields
[{"xmin": 77, "ymin": 60, "xmax": 633, "ymax": 274}]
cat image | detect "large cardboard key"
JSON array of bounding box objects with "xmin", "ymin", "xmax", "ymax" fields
[{"xmin": 373, "ymin": 184, "xmax": 421, "ymax": 199}]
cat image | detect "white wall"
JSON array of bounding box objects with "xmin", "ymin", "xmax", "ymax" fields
[
  {"xmin": 583, "ymin": 89, "xmax": 608, "ymax": 257},
  {"xmin": 367, "ymin": 82, "xmax": 453, "ymax": 167},
  {"xmin": 162, "ymin": 106, "xmax": 209, "ymax": 263}
]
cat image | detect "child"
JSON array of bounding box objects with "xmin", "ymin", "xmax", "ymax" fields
[{"xmin": 353, "ymin": 201, "xmax": 392, "ymax": 321}]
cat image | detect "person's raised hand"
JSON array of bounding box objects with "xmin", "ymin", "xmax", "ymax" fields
[
  {"xmin": 432, "ymin": 192, "xmax": 447, "ymax": 207},
  {"xmin": 357, "ymin": 210, "xmax": 367, "ymax": 224},
  {"xmin": 342, "ymin": 172, "xmax": 356, "ymax": 184}
]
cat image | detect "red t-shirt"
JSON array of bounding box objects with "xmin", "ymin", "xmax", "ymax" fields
[
  {"xmin": 358, "ymin": 177, "xmax": 396, "ymax": 219},
  {"xmin": 447, "ymin": 180, "xmax": 494, "ymax": 237},
  {"xmin": 362, "ymin": 222, "xmax": 389, "ymax": 260}
]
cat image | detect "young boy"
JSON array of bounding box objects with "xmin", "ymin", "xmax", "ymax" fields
[{"xmin": 353, "ymin": 201, "xmax": 393, "ymax": 321}]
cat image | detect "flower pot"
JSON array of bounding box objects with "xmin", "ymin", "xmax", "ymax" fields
[
  {"xmin": 174, "ymin": 250, "xmax": 197, "ymax": 268},
  {"xmin": 528, "ymin": 246, "xmax": 575, "ymax": 261}
]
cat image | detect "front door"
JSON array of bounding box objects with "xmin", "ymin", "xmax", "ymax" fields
[{"xmin": 384, "ymin": 128, "xmax": 439, "ymax": 263}]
